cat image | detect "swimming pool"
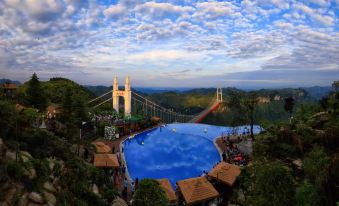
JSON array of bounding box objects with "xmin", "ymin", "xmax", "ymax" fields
[{"xmin": 123, "ymin": 123, "xmax": 262, "ymax": 186}]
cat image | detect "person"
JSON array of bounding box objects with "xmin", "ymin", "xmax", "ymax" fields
[
  {"xmin": 112, "ymin": 145, "xmax": 115, "ymax": 154},
  {"xmin": 123, "ymin": 177, "xmax": 128, "ymax": 191},
  {"xmin": 131, "ymin": 181, "xmax": 135, "ymax": 196}
]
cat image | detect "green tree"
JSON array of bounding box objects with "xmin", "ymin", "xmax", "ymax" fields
[
  {"xmin": 295, "ymin": 180, "xmax": 322, "ymax": 206},
  {"xmin": 284, "ymin": 96, "xmax": 295, "ymax": 119},
  {"xmin": 226, "ymin": 90, "xmax": 247, "ymax": 127},
  {"xmin": 248, "ymin": 161, "xmax": 295, "ymax": 206},
  {"xmin": 0, "ymin": 100, "xmax": 16, "ymax": 137},
  {"xmin": 26, "ymin": 73, "xmax": 46, "ymax": 110},
  {"xmin": 73, "ymin": 96, "xmax": 87, "ymax": 126},
  {"xmin": 243, "ymin": 92, "xmax": 258, "ymax": 140},
  {"xmin": 61, "ymin": 87, "xmax": 73, "ymax": 121},
  {"xmin": 332, "ymin": 80, "xmax": 339, "ymax": 92},
  {"xmin": 133, "ymin": 179, "xmax": 169, "ymax": 206}
]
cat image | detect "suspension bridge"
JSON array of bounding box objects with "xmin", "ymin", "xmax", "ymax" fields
[{"xmin": 87, "ymin": 76, "xmax": 223, "ymax": 123}]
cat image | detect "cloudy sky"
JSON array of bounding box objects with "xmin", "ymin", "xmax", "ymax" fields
[{"xmin": 0, "ymin": 0, "xmax": 338, "ymax": 88}]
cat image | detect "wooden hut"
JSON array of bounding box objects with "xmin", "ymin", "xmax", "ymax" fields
[
  {"xmin": 176, "ymin": 176, "xmax": 219, "ymax": 205},
  {"xmin": 208, "ymin": 162, "xmax": 241, "ymax": 187}
]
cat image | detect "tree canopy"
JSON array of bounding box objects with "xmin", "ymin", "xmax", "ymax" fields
[
  {"xmin": 133, "ymin": 179, "xmax": 169, "ymax": 206},
  {"xmin": 26, "ymin": 73, "xmax": 46, "ymax": 110}
]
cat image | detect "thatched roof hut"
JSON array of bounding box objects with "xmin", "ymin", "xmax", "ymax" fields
[
  {"xmin": 208, "ymin": 162, "xmax": 241, "ymax": 187},
  {"xmin": 177, "ymin": 176, "xmax": 219, "ymax": 205}
]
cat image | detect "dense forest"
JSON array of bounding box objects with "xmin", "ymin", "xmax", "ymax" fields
[
  {"xmin": 0, "ymin": 75, "xmax": 338, "ymax": 206},
  {"xmin": 231, "ymin": 81, "xmax": 339, "ymax": 206}
]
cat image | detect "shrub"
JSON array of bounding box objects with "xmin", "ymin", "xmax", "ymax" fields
[{"xmin": 7, "ymin": 160, "xmax": 24, "ymax": 181}]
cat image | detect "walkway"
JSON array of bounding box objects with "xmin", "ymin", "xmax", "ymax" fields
[{"xmin": 189, "ymin": 101, "xmax": 221, "ymax": 123}]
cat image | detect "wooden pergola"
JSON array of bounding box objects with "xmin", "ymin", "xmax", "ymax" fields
[
  {"xmin": 93, "ymin": 153, "xmax": 119, "ymax": 168},
  {"xmin": 177, "ymin": 176, "xmax": 219, "ymax": 205},
  {"xmin": 208, "ymin": 162, "xmax": 241, "ymax": 187},
  {"xmin": 157, "ymin": 179, "xmax": 177, "ymax": 204}
]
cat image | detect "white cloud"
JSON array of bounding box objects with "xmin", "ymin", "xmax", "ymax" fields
[
  {"xmin": 25, "ymin": 0, "xmax": 64, "ymax": 21},
  {"xmin": 127, "ymin": 50, "xmax": 203, "ymax": 63},
  {"xmin": 309, "ymin": 0, "xmax": 329, "ymax": 7},
  {"xmin": 193, "ymin": 1, "xmax": 238, "ymax": 19},
  {"xmin": 312, "ymin": 14, "xmax": 334, "ymax": 26},
  {"xmin": 135, "ymin": 2, "xmax": 194, "ymax": 19},
  {"xmin": 294, "ymin": 2, "xmax": 334, "ymax": 26},
  {"xmin": 104, "ymin": 4, "xmax": 126, "ymax": 19},
  {"xmin": 0, "ymin": 0, "xmax": 338, "ymax": 87}
]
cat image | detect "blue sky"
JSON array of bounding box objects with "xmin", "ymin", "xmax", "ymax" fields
[{"xmin": 0, "ymin": 0, "xmax": 338, "ymax": 88}]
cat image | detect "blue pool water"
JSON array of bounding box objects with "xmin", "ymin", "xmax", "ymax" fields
[{"xmin": 123, "ymin": 123, "xmax": 262, "ymax": 186}]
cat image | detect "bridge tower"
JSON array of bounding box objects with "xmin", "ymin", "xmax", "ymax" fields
[
  {"xmin": 217, "ymin": 88, "xmax": 223, "ymax": 102},
  {"xmin": 112, "ymin": 76, "xmax": 132, "ymax": 117}
]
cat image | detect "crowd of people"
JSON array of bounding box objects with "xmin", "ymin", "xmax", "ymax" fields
[
  {"xmin": 107, "ymin": 146, "xmax": 139, "ymax": 201},
  {"xmin": 220, "ymin": 132, "xmax": 249, "ymax": 167}
]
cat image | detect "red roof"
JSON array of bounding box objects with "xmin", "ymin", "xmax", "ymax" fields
[
  {"xmin": 208, "ymin": 162, "xmax": 241, "ymax": 187},
  {"xmin": 2, "ymin": 83, "xmax": 17, "ymax": 90}
]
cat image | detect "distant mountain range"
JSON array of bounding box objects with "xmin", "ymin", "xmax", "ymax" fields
[
  {"xmin": 0, "ymin": 79, "xmax": 21, "ymax": 85},
  {"xmin": 85, "ymin": 85, "xmax": 333, "ymax": 100},
  {"xmin": 1, "ymin": 78, "xmax": 333, "ymax": 99},
  {"xmin": 303, "ymin": 86, "xmax": 333, "ymax": 100}
]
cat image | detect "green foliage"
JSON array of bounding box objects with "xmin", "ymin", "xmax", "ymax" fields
[
  {"xmin": 21, "ymin": 108, "xmax": 38, "ymax": 124},
  {"xmin": 43, "ymin": 77, "xmax": 95, "ymax": 104},
  {"xmin": 295, "ymin": 180, "xmax": 322, "ymax": 206},
  {"xmin": 26, "ymin": 73, "xmax": 47, "ymax": 110},
  {"xmin": 32, "ymin": 158, "xmax": 51, "ymax": 179},
  {"xmin": 57, "ymin": 158, "xmax": 108, "ymax": 206},
  {"xmin": 303, "ymin": 146, "xmax": 331, "ymax": 182},
  {"xmin": 332, "ymin": 80, "xmax": 339, "ymax": 92},
  {"xmin": 16, "ymin": 129, "xmax": 72, "ymax": 160},
  {"xmin": 133, "ymin": 179, "xmax": 169, "ymax": 206},
  {"xmin": 61, "ymin": 86, "xmax": 73, "ymax": 120},
  {"xmin": 0, "ymin": 100, "xmax": 16, "ymax": 137},
  {"xmin": 294, "ymin": 103, "xmax": 321, "ymax": 122},
  {"xmin": 102, "ymin": 188, "xmax": 119, "ymax": 205},
  {"xmin": 253, "ymin": 131, "xmax": 298, "ymax": 160},
  {"xmin": 73, "ymin": 96, "xmax": 87, "ymax": 125},
  {"xmin": 247, "ymin": 161, "xmax": 295, "ymax": 206},
  {"xmin": 6, "ymin": 160, "xmax": 24, "ymax": 181}
]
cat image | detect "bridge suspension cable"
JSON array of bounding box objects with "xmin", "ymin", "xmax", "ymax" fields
[
  {"xmin": 87, "ymin": 90, "xmax": 112, "ymax": 104},
  {"xmin": 87, "ymin": 89, "xmax": 221, "ymax": 123},
  {"xmin": 92, "ymin": 97, "xmax": 111, "ymax": 109}
]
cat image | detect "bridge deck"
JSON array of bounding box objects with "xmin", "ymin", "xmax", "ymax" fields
[{"xmin": 188, "ymin": 101, "xmax": 221, "ymax": 123}]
